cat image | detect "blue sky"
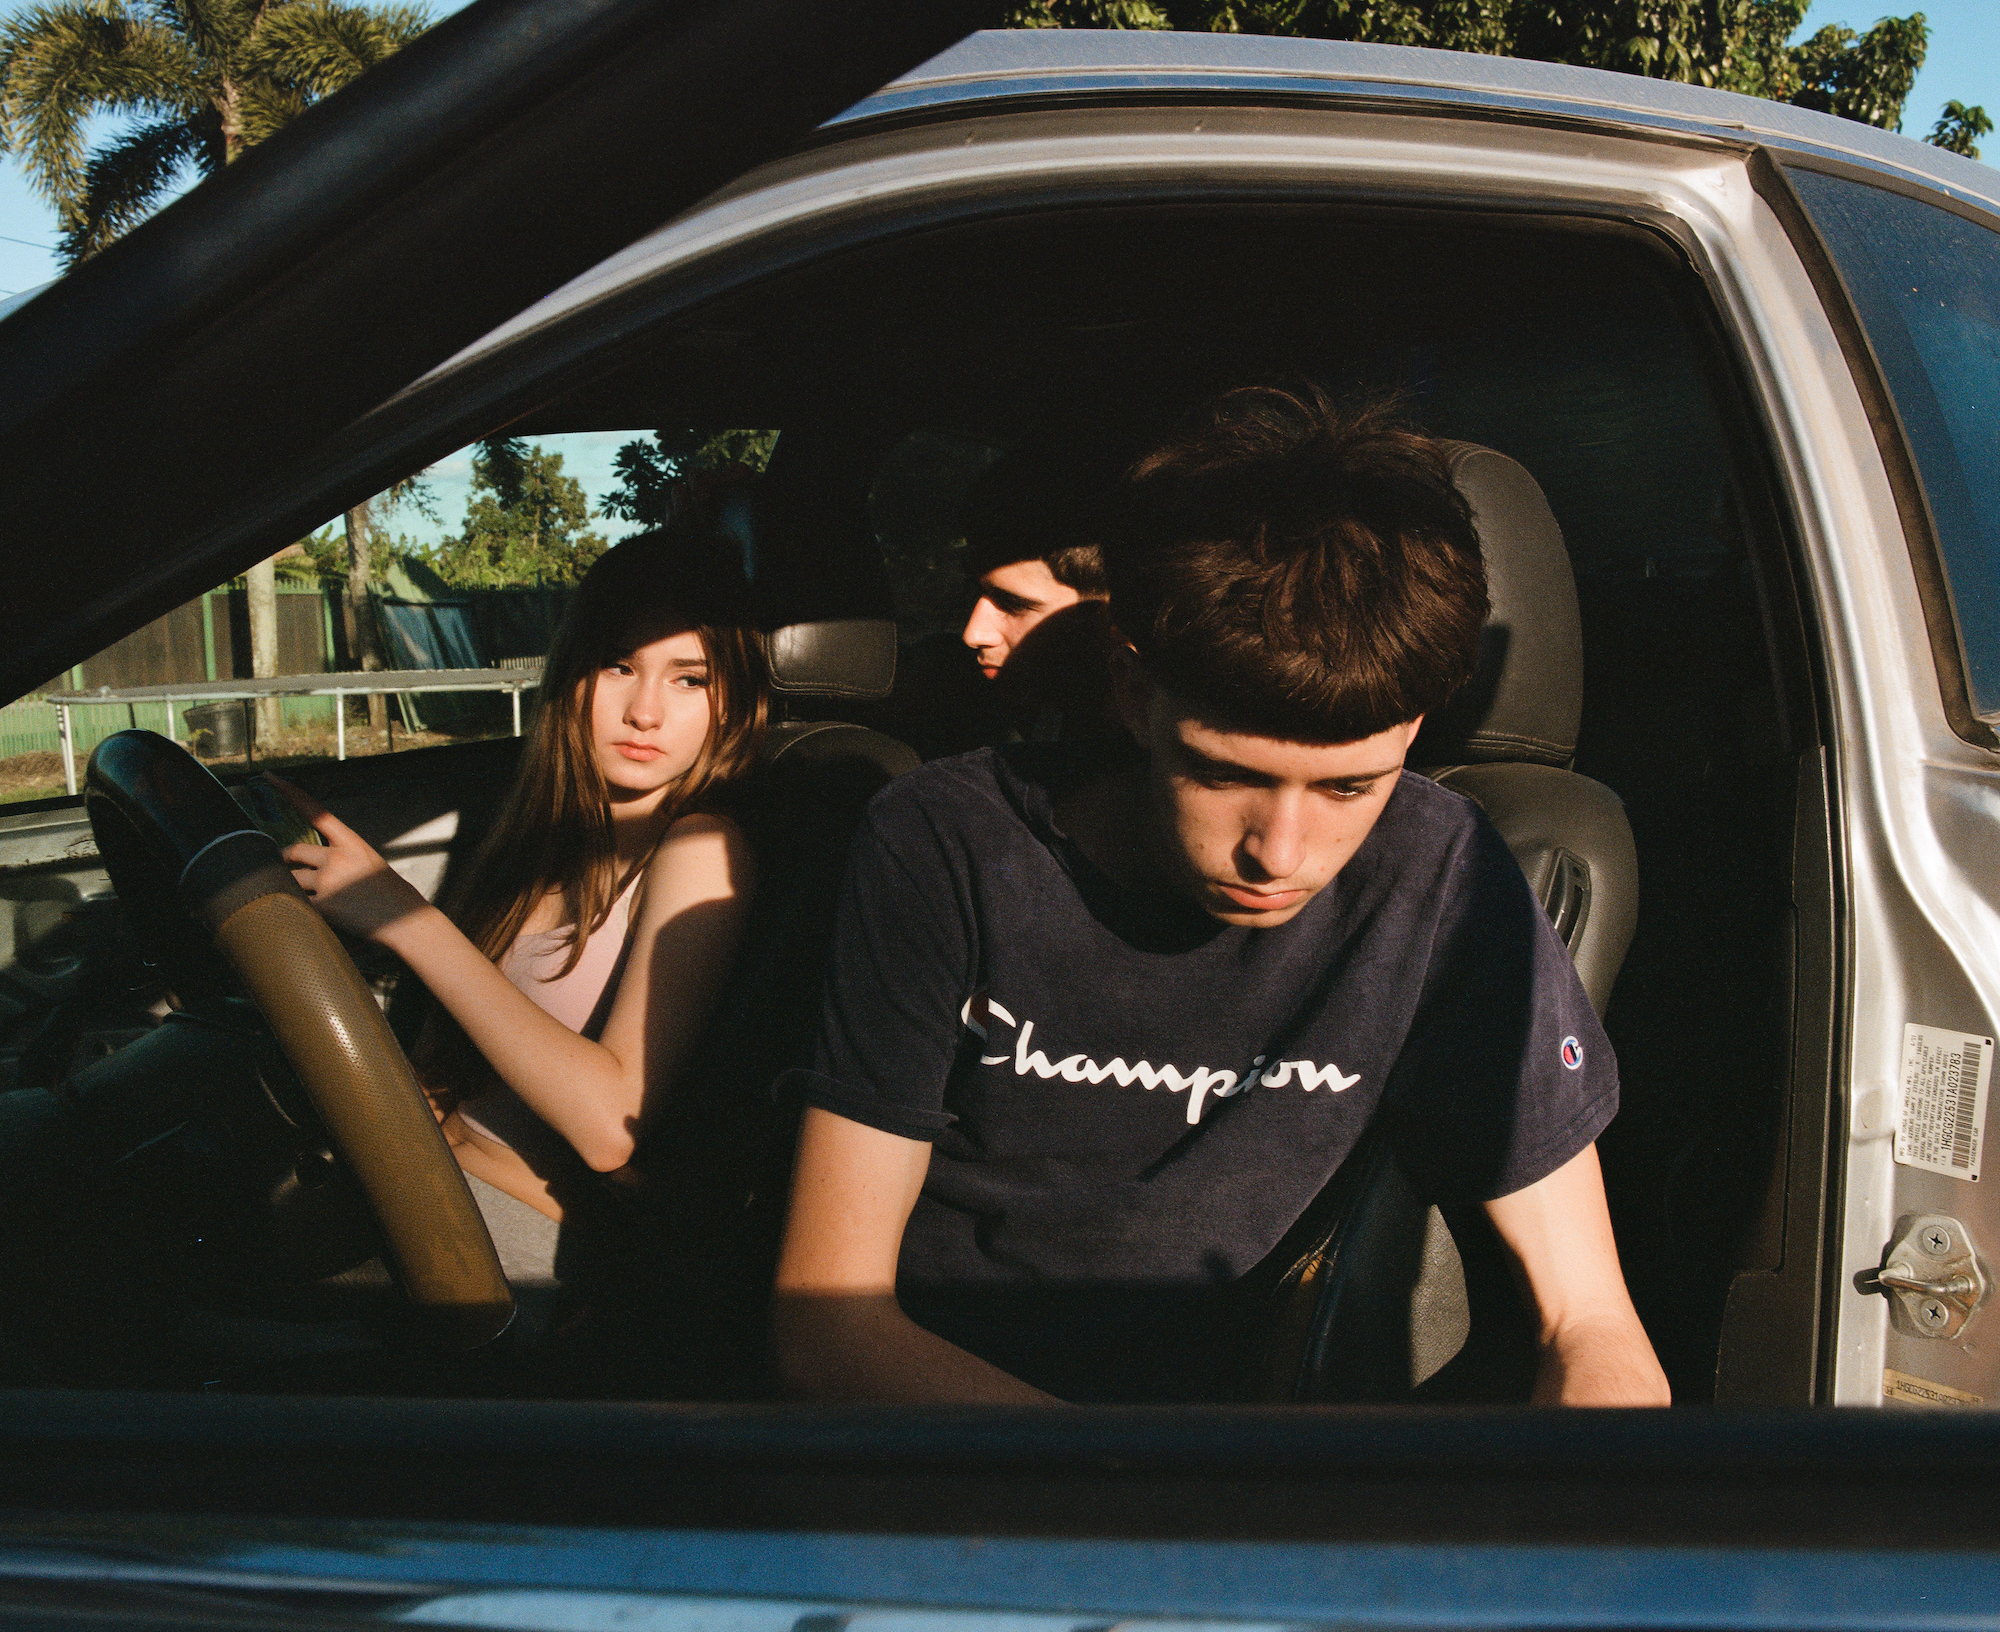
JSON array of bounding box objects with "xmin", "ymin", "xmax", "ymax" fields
[{"xmin": 0, "ymin": 0, "xmax": 1991, "ymax": 539}]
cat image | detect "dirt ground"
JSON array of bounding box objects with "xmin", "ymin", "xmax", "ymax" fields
[{"xmin": 0, "ymin": 721, "xmax": 490, "ymax": 807}]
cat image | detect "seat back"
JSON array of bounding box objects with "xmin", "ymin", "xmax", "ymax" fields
[
  {"xmin": 1252, "ymin": 443, "xmax": 1637, "ymax": 1403},
  {"xmin": 625, "ymin": 614, "xmax": 916, "ymax": 1397},
  {"xmin": 1417, "ymin": 442, "xmax": 1637, "ymax": 1011}
]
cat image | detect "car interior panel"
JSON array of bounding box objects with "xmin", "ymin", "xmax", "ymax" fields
[{"xmin": 0, "ymin": 190, "xmax": 1823, "ymax": 1407}]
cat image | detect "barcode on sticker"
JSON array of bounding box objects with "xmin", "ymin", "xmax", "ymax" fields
[
  {"xmin": 1956, "ymin": 1042, "xmax": 1984, "ymax": 1168},
  {"xmin": 1896, "ymin": 1024, "xmax": 1994, "ymax": 1181}
]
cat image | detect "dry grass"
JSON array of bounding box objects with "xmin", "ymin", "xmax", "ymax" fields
[{"xmin": 0, "ymin": 751, "xmax": 68, "ymax": 805}]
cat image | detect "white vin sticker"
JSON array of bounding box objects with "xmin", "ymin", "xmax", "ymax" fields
[{"xmin": 1896, "ymin": 1024, "xmax": 1993, "ymax": 1181}]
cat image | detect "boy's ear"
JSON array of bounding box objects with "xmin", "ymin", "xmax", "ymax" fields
[{"xmin": 1107, "ymin": 642, "xmax": 1152, "ymax": 744}]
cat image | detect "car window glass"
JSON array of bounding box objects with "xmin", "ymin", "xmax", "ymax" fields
[
  {"xmin": 3, "ymin": 428, "xmax": 775, "ymax": 802},
  {"xmin": 1786, "ymin": 166, "xmax": 2000, "ymax": 721}
]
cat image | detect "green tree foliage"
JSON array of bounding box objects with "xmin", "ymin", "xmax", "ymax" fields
[
  {"xmin": 1929, "ymin": 98, "xmax": 1992, "ymax": 159},
  {"xmin": 289, "ymin": 522, "xmax": 343, "ymax": 578},
  {"xmin": 1010, "ymin": 0, "xmax": 1986, "ymax": 142},
  {"xmin": 289, "ymin": 475, "xmax": 432, "ymax": 578},
  {"xmin": 602, "ymin": 428, "xmax": 781, "ymax": 529},
  {"xmin": 1788, "ymin": 10, "xmax": 1924, "ymax": 127},
  {"xmin": 1007, "ymin": 0, "xmax": 1172, "ymax": 25},
  {"xmin": 0, "ymin": 0, "xmax": 430, "ymax": 264},
  {"xmin": 422, "ymin": 439, "xmax": 606, "ymax": 589}
]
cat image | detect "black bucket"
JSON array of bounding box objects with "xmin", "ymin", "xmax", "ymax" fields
[{"xmin": 182, "ymin": 700, "xmax": 252, "ymax": 758}]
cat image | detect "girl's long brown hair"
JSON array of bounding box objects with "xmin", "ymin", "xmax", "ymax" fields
[{"xmin": 417, "ymin": 520, "xmax": 768, "ymax": 1111}]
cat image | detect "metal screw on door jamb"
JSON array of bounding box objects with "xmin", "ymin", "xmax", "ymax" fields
[{"xmin": 1873, "ymin": 1215, "xmax": 1989, "ymax": 1339}]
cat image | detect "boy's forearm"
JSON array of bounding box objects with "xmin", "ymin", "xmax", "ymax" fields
[
  {"xmin": 770, "ymin": 1290, "xmax": 1060, "ymax": 1405},
  {"xmin": 1530, "ymin": 1310, "xmax": 1672, "ymax": 1406},
  {"xmin": 1484, "ymin": 1145, "xmax": 1670, "ymax": 1406}
]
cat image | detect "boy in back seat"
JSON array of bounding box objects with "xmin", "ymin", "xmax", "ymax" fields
[
  {"xmin": 770, "ymin": 385, "xmax": 1669, "ymax": 1405},
  {"xmin": 957, "ymin": 440, "xmax": 1118, "ymax": 743}
]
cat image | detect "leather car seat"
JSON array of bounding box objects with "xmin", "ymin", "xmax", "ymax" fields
[
  {"xmin": 1417, "ymin": 443, "xmax": 1637, "ymax": 1013},
  {"xmin": 1247, "ymin": 443, "xmax": 1638, "ymax": 1404}
]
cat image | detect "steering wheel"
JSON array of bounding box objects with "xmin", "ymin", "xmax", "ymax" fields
[{"xmin": 84, "ymin": 729, "xmax": 513, "ymax": 1349}]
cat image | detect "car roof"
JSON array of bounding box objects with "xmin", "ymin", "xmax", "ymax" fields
[{"xmin": 845, "ymin": 29, "xmax": 2000, "ymax": 218}]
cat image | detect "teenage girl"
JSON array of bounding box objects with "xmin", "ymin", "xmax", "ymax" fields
[{"xmin": 276, "ymin": 522, "xmax": 769, "ymax": 1223}]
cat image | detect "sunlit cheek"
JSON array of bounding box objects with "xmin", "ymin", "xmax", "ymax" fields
[
  {"xmin": 1321, "ymin": 794, "xmax": 1385, "ymax": 860},
  {"xmin": 674, "ymin": 693, "xmax": 716, "ymax": 759},
  {"xmin": 590, "ymin": 686, "xmax": 624, "ymax": 740},
  {"xmin": 1172, "ymin": 789, "xmax": 1238, "ymax": 871}
]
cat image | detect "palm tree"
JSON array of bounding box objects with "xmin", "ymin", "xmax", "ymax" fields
[
  {"xmin": 0, "ymin": 0, "xmax": 429, "ymax": 742},
  {"xmin": 0, "ymin": 0, "xmax": 430, "ymax": 264}
]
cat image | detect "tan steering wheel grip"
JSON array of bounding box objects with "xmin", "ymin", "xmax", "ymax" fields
[{"xmin": 212, "ymin": 883, "xmax": 514, "ymax": 1348}]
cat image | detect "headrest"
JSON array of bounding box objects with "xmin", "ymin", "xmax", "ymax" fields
[
  {"xmin": 766, "ymin": 618, "xmax": 898, "ymax": 702},
  {"xmin": 1414, "ymin": 443, "xmax": 1582, "ymax": 768}
]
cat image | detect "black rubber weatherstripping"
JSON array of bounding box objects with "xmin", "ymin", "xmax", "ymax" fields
[{"xmin": 84, "ymin": 730, "xmax": 512, "ymax": 1348}]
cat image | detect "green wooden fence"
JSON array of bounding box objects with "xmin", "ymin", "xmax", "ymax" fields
[{"xmin": 0, "ymin": 580, "xmax": 570, "ymax": 765}]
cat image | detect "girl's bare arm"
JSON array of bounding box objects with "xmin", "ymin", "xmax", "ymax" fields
[{"xmin": 278, "ymin": 787, "xmax": 754, "ymax": 1172}]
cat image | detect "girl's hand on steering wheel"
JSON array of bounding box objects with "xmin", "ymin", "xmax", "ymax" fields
[{"xmin": 267, "ymin": 773, "xmax": 428, "ymax": 943}]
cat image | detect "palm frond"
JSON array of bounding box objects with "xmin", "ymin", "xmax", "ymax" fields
[
  {"xmin": 0, "ymin": 1, "xmax": 205, "ymax": 223},
  {"xmin": 3, "ymin": 0, "xmax": 424, "ymax": 252},
  {"xmin": 58, "ymin": 108, "xmax": 201, "ymax": 259},
  {"xmin": 0, "ymin": 1, "xmax": 136, "ymax": 220},
  {"xmin": 244, "ymin": 0, "xmax": 428, "ymax": 96},
  {"xmin": 157, "ymin": 0, "xmax": 261, "ymax": 67},
  {"xmin": 233, "ymin": 76, "xmax": 306, "ymax": 143}
]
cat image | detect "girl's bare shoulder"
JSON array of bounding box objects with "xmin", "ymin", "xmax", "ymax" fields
[
  {"xmin": 643, "ymin": 808, "xmax": 756, "ymax": 895},
  {"xmin": 661, "ymin": 808, "xmax": 747, "ymax": 844}
]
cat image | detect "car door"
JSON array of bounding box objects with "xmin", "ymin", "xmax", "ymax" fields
[
  {"xmin": 9, "ymin": 25, "xmax": 2000, "ymax": 1632},
  {"xmin": 1753, "ymin": 154, "xmax": 2000, "ymax": 1408}
]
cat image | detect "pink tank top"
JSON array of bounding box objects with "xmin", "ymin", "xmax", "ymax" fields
[{"xmin": 455, "ymin": 872, "xmax": 642, "ymax": 1153}]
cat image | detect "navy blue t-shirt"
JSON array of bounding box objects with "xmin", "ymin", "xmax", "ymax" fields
[{"xmin": 779, "ymin": 743, "xmax": 1616, "ymax": 1401}]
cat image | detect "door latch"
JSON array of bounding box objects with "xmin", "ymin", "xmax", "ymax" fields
[{"xmin": 1872, "ymin": 1215, "xmax": 1988, "ymax": 1339}]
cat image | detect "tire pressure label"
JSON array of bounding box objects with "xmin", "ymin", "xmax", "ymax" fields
[{"xmin": 1896, "ymin": 1024, "xmax": 1993, "ymax": 1181}]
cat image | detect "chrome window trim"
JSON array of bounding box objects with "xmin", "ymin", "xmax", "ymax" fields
[{"xmin": 844, "ymin": 33, "xmax": 2000, "ymax": 218}]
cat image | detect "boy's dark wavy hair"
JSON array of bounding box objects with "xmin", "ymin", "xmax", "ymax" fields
[
  {"xmin": 1107, "ymin": 383, "xmax": 1488, "ymax": 744},
  {"xmin": 961, "ymin": 438, "xmax": 1112, "ymax": 595}
]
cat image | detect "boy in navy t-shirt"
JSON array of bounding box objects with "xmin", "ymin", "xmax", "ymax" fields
[{"xmin": 771, "ymin": 385, "xmax": 1669, "ymax": 1406}]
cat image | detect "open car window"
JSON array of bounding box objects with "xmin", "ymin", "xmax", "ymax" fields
[
  {"xmin": 0, "ymin": 182, "xmax": 1835, "ymax": 1409},
  {"xmin": 0, "ymin": 429, "xmax": 778, "ymax": 803}
]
